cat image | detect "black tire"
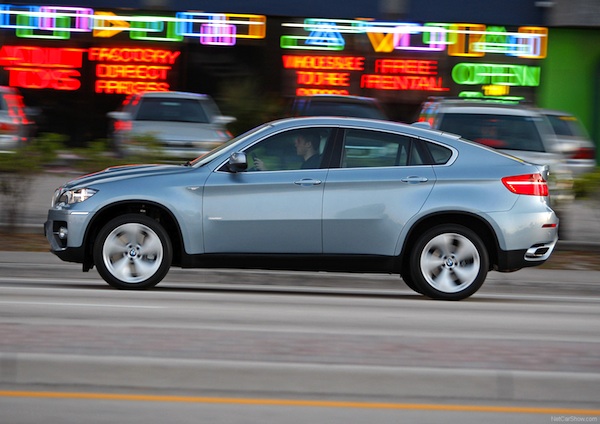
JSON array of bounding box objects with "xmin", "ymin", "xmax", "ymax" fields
[
  {"xmin": 400, "ymin": 270, "xmax": 422, "ymax": 294},
  {"xmin": 93, "ymin": 214, "xmax": 172, "ymax": 290},
  {"xmin": 409, "ymin": 224, "xmax": 489, "ymax": 300}
]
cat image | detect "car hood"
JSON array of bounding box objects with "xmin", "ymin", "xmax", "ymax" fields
[{"xmin": 64, "ymin": 163, "xmax": 188, "ymax": 189}]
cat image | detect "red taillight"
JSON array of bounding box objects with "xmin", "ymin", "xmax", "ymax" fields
[
  {"xmin": 502, "ymin": 173, "xmax": 549, "ymax": 196},
  {"xmin": 0, "ymin": 121, "xmax": 18, "ymax": 134},
  {"xmin": 113, "ymin": 120, "xmax": 132, "ymax": 132},
  {"xmin": 570, "ymin": 147, "xmax": 596, "ymax": 160}
]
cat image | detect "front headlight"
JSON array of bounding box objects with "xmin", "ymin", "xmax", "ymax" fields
[{"xmin": 52, "ymin": 188, "xmax": 98, "ymax": 207}]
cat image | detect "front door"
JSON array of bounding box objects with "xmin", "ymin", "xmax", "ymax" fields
[{"xmin": 202, "ymin": 127, "xmax": 334, "ymax": 253}]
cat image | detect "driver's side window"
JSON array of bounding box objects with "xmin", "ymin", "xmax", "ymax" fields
[{"xmin": 245, "ymin": 128, "xmax": 332, "ymax": 171}]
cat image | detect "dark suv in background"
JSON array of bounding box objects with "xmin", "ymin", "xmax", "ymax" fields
[{"xmin": 287, "ymin": 95, "xmax": 388, "ymax": 120}]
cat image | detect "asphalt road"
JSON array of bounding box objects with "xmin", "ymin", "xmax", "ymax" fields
[{"xmin": 0, "ymin": 252, "xmax": 599, "ymax": 423}]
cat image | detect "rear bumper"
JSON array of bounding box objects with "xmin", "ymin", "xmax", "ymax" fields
[{"xmin": 496, "ymin": 236, "xmax": 558, "ymax": 271}]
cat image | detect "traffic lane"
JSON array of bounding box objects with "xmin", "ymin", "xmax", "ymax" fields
[
  {"xmin": 2, "ymin": 390, "xmax": 599, "ymax": 424},
  {"xmin": 1, "ymin": 276, "xmax": 599, "ymax": 409},
  {"xmin": 1, "ymin": 279, "xmax": 599, "ymax": 375}
]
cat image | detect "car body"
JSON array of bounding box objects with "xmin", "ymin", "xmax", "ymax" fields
[
  {"xmin": 418, "ymin": 98, "xmax": 574, "ymax": 214},
  {"xmin": 0, "ymin": 86, "xmax": 34, "ymax": 152},
  {"xmin": 287, "ymin": 95, "xmax": 388, "ymax": 120},
  {"xmin": 45, "ymin": 116, "xmax": 558, "ymax": 300},
  {"xmin": 107, "ymin": 91, "xmax": 236, "ymax": 160},
  {"xmin": 538, "ymin": 109, "xmax": 597, "ymax": 175}
]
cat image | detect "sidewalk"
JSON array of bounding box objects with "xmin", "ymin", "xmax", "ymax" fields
[{"xmin": 7, "ymin": 172, "xmax": 600, "ymax": 249}]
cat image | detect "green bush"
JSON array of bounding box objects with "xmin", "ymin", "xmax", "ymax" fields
[
  {"xmin": 0, "ymin": 134, "xmax": 65, "ymax": 228},
  {"xmin": 573, "ymin": 167, "xmax": 600, "ymax": 200},
  {"xmin": 0, "ymin": 133, "xmax": 165, "ymax": 228}
]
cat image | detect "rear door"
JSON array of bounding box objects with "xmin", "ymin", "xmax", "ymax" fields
[{"xmin": 322, "ymin": 128, "xmax": 437, "ymax": 255}]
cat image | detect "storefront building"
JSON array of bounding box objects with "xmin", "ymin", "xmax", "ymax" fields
[{"xmin": 0, "ymin": 1, "xmax": 598, "ymax": 158}]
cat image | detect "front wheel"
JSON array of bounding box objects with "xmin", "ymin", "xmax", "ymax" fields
[
  {"xmin": 409, "ymin": 224, "xmax": 489, "ymax": 300},
  {"xmin": 93, "ymin": 214, "xmax": 172, "ymax": 290}
]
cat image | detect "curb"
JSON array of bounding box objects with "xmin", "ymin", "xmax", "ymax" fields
[{"xmin": 2, "ymin": 353, "xmax": 599, "ymax": 403}]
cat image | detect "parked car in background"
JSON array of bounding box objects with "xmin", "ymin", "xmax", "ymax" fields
[
  {"xmin": 538, "ymin": 109, "xmax": 597, "ymax": 175},
  {"xmin": 107, "ymin": 91, "xmax": 236, "ymax": 160},
  {"xmin": 287, "ymin": 94, "xmax": 388, "ymax": 120},
  {"xmin": 45, "ymin": 116, "xmax": 558, "ymax": 301},
  {"xmin": 0, "ymin": 86, "xmax": 35, "ymax": 152},
  {"xmin": 418, "ymin": 97, "xmax": 574, "ymax": 219}
]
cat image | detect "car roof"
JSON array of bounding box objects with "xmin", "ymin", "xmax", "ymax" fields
[
  {"xmin": 269, "ymin": 116, "xmax": 460, "ymax": 140},
  {"xmin": 137, "ymin": 91, "xmax": 211, "ymax": 100},
  {"xmin": 294, "ymin": 94, "xmax": 380, "ymax": 104},
  {"xmin": 427, "ymin": 99, "xmax": 543, "ymax": 116},
  {"xmin": 537, "ymin": 108, "xmax": 575, "ymax": 117},
  {"xmin": 0, "ymin": 86, "xmax": 20, "ymax": 94}
]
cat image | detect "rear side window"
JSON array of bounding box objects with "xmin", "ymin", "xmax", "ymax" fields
[
  {"xmin": 439, "ymin": 113, "xmax": 546, "ymax": 152},
  {"xmin": 341, "ymin": 129, "xmax": 443, "ymax": 168},
  {"xmin": 425, "ymin": 141, "xmax": 453, "ymax": 164},
  {"xmin": 546, "ymin": 114, "xmax": 588, "ymax": 138}
]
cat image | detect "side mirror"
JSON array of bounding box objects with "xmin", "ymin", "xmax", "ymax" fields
[{"xmin": 228, "ymin": 151, "xmax": 248, "ymax": 173}]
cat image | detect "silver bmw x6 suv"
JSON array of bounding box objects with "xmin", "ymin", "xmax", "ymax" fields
[{"xmin": 45, "ymin": 116, "xmax": 558, "ymax": 300}]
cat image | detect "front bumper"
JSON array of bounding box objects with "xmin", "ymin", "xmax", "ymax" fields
[{"xmin": 44, "ymin": 208, "xmax": 91, "ymax": 264}]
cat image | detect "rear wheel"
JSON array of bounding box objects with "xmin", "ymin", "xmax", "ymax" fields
[
  {"xmin": 93, "ymin": 214, "xmax": 172, "ymax": 290},
  {"xmin": 409, "ymin": 224, "xmax": 488, "ymax": 300}
]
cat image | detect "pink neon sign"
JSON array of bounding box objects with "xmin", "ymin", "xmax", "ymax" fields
[{"xmin": 38, "ymin": 6, "xmax": 93, "ymax": 32}]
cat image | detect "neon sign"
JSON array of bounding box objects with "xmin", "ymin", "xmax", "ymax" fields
[
  {"xmin": 360, "ymin": 75, "xmax": 448, "ymax": 91},
  {"xmin": 282, "ymin": 55, "xmax": 365, "ymax": 71},
  {"xmin": 282, "ymin": 54, "xmax": 449, "ymax": 95},
  {"xmin": 281, "ymin": 19, "xmax": 547, "ymax": 59},
  {"xmin": 0, "ymin": 45, "xmax": 181, "ymax": 94},
  {"xmin": 452, "ymin": 63, "xmax": 540, "ymax": 86},
  {"xmin": 0, "ymin": 45, "xmax": 85, "ymax": 90},
  {"xmin": 89, "ymin": 48, "xmax": 181, "ymax": 94},
  {"xmin": 0, "ymin": 4, "xmax": 266, "ymax": 45},
  {"xmin": 362, "ymin": 58, "xmax": 448, "ymax": 92}
]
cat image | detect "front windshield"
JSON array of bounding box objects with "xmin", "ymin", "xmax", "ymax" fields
[{"xmin": 189, "ymin": 122, "xmax": 273, "ymax": 166}]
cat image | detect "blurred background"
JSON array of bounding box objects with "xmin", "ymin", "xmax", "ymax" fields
[
  {"xmin": 0, "ymin": 0, "xmax": 599, "ymax": 155},
  {"xmin": 2, "ymin": 0, "xmax": 600, "ymax": 210}
]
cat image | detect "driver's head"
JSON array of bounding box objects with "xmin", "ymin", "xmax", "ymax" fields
[{"xmin": 294, "ymin": 130, "xmax": 320, "ymax": 155}]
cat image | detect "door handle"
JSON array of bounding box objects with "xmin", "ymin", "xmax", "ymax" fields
[
  {"xmin": 400, "ymin": 176, "xmax": 429, "ymax": 183},
  {"xmin": 294, "ymin": 178, "xmax": 322, "ymax": 186}
]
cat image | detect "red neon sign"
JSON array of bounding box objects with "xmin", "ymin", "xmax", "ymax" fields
[
  {"xmin": 282, "ymin": 55, "xmax": 365, "ymax": 71},
  {"xmin": 0, "ymin": 45, "xmax": 180, "ymax": 94},
  {"xmin": 7, "ymin": 67, "xmax": 82, "ymax": 90},
  {"xmin": 0, "ymin": 46, "xmax": 85, "ymax": 91},
  {"xmin": 374, "ymin": 59, "xmax": 439, "ymax": 75},
  {"xmin": 296, "ymin": 71, "xmax": 350, "ymax": 87},
  {"xmin": 0, "ymin": 46, "xmax": 85, "ymax": 68},
  {"xmin": 88, "ymin": 47, "xmax": 181, "ymax": 94},
  {"xmin": 360, "ymin": 74, "xmax": 449, "ymax": 91}
]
